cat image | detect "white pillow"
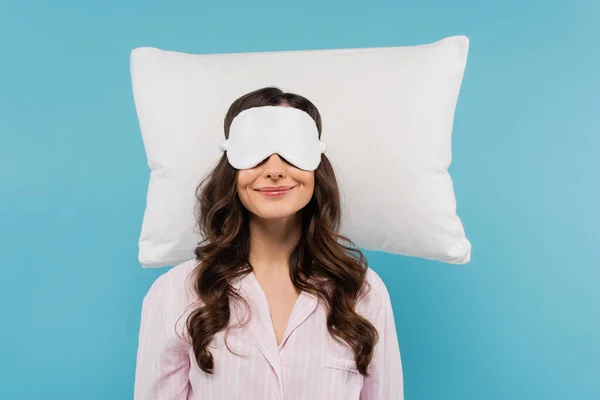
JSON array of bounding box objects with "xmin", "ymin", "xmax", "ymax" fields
[{"xmin": 130, "ymin": 35, "xmax": 471, "ymax": 268}]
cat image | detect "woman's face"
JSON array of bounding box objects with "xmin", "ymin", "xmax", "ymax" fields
[{"xmin": 236, "ymin": 154, "xmax": 315, "ymax": 220}]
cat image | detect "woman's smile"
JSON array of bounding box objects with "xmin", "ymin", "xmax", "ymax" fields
[{"xmin": 254, "ymin": 185, "xmax": 297, "ymax": 197}]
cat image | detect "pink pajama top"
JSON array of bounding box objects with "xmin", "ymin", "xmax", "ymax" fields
[{"xmin": 134, "ymin": 259, "xmax": 404, "ymax": 399}]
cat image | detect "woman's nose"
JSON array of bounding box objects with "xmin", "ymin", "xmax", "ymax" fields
[{"xmin": 262, "ymin": 154, "xmax": 287, "ymax": 179}]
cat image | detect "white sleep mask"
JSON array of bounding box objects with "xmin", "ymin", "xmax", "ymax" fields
[{"xmin": 219, "ymin": 106, "xmax": 327, "ymax": 171}]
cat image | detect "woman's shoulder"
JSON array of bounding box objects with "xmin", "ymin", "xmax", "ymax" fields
[
  {"xmin": 143, "ymin": 258, "xmax": 200, "ymax": 312},
  {"xmin": 356, "ymin": 267, "xmax": 393, "ymax": 316}
]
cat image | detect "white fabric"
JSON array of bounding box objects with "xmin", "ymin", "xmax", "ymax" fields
[
  {"xmin": 221, "ymin": 106, "xmax": 326, "ymax": 171},
  {"xmin": 130, "ymin": 35, "xmax": 472, "ymax": 267}
]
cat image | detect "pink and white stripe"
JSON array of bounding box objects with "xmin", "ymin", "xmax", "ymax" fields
[{"xmin": 134, "ymin": 259, "xmax": 403, "ymax": 399}]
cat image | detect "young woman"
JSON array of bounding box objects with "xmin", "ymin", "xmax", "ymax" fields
[{"xmin": 134, "ymin": 87, "xmax": 403, "ymax": 399}]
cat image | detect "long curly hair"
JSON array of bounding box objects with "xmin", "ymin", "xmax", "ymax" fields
[{"xmin": 186, "ymin": 87, "xmax": 378, "ymax": 376}]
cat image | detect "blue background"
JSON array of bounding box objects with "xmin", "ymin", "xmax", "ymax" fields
[{"xmin": 1, "ymin": 0, "xmax": 598, "ymax": 399}]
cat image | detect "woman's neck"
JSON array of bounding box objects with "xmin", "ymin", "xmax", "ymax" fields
[{"xmin": 248, "ymin": 213, "xmax": 302, "ymax": 277}]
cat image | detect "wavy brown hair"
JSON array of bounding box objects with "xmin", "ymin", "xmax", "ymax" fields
[{"xmin": 186, "ymin": 87, "xmax": 378, "ymax": 376}]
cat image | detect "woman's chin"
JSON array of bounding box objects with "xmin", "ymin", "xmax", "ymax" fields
[{"xmin": 252, "ymin": 206, "xmax": 300, "ymax": 221}]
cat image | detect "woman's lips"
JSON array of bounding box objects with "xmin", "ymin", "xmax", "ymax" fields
[{"xmin": 255, "ymin": 186, "xmax": 296, "ymax": 197}]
